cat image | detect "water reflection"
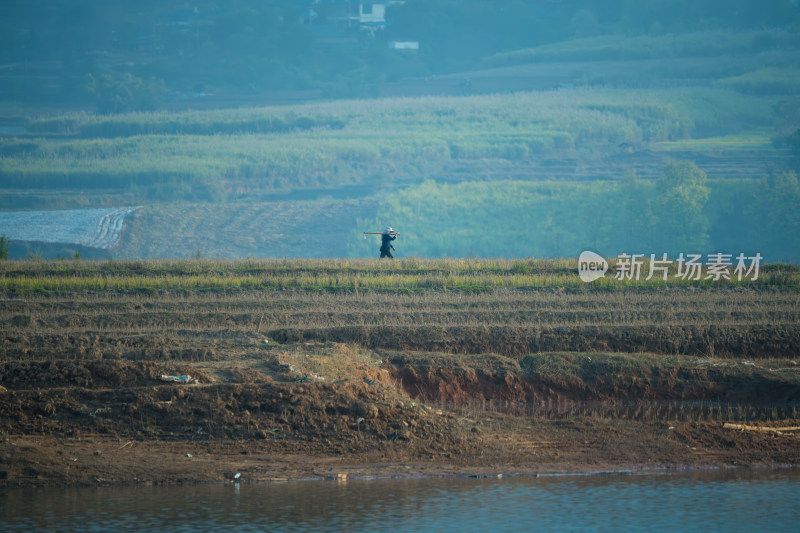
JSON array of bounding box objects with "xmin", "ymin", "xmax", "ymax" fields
[{"xmin": 1, "ymin": 469, "xmax": 799, "ymax": 532}]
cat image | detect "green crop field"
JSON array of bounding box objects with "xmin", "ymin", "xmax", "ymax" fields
[{"xmin": 0, "ymin": 88, "xmax": 776, "ymax": 205}]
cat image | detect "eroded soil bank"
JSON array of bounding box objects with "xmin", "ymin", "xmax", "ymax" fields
[{"xmin": 2, "ymin": 341, "xmax": 799, "ymax": 487}]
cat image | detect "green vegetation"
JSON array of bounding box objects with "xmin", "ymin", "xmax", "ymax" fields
[
  {"xmin": 25, "ymin": 108, "xmax": 346, "ymax": 138},
  {"xmin": 2, "ymin": 3, "xmax": 798, "ymax": 262},
  {"xmin": 484, "ymin": 29, "xmax": 800, "ymax": 66},
  {"xmin": 0, "ymin": 88, "xmax": 775, "ymax": 206},
  {"xmin": 86, "ymin": 74, "xmax": 165, "ymax": 115},
  {"xmin": 1, "ymin": 84, "xmax": 795, "ymax": 259},
  {"xmin": 715, "ymin": 67, "xmax": 800, "ymax": 95},
  {"xmin": 351, "ymin": 167, "xmax": 800, "ymax": 262},
  {"xmin": 3, "ymin": 82, "xmax": 795, "ymax": 259},
  {"xmin": 0, "ymin": 257, "xmax": 797, "ymax": 295},
  {"xmin": 652, "ymin": 129, "xmax": 773, "ymax": 151},
  {"xmin": 519, "ymin": 352, "xmax": 681, "ymax": 381},
  {"xmin": 0, "ymin": 235, "xmax": 9, "ymax": 260}
]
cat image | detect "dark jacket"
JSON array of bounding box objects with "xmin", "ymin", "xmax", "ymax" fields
[{"xmin": 380, "ymin": 233, "xmax": 396, "ymax": 252}]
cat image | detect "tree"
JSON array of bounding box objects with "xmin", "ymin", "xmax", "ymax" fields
[
  {"xmin": 86, "ymin": 73, "xmax": 163, "ymax": 114},
  {"xmin": 788, "ymin": 128, "xmax": 800, "ymax": 164},
  {"xmin": 609, "ymin": 169, "xmax": 658, "ymax": 254},
  {"xmin": 651, "ymin": 161, "xmax": 710, "ymax": 254},
  {"xmin": 750, "ymin": 171, "xmax": 800, "ymax": 262},
  {"xmin": 0, "ymin": 235, "xmax": 9, "ymax": 260}
]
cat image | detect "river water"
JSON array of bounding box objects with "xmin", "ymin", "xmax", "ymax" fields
[{"xmin": 2, "ymin": 469, "xmax": 798, "ymax": 532}]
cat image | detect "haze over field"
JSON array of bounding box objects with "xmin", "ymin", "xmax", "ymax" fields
[{"xmin": 0, "ymin": 0, "xmax": 798, "ymax": 261}]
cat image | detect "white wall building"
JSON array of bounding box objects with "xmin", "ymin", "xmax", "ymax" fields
[{"xmin": 358, "ymin": 3, "xmax": 386, "ymax": 24}]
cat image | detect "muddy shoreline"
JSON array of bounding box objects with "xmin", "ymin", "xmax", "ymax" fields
[{"xmin": 4, "ymin": 415, "xmax": 799, "ymax": 489}]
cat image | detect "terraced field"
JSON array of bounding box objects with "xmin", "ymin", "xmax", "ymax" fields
[
  {"xmin": 1, "ymin": 258, "xmax": 799, "ymax": 487},
  {"xmin": 4, "ymin": 284, "xmax": 799, "ymax": 362}
]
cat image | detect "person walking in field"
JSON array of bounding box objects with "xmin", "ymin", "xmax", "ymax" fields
[{"xmin": 380, "ymin": 226, "xmax": 397, "ymax": 258}]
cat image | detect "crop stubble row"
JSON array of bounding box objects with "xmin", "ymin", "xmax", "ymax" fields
[{"xmin": 2, "ymin": 288, "xmax": 798, "ymax": 360}]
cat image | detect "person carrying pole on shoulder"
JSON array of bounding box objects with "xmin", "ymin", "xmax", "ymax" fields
[{"xmin": 380, "ymin": 226, "xmax": 397, "ymax": 258}]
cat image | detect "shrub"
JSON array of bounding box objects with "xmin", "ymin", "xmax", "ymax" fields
[{"xmin": 0, "ymin": 235, "xmax": 8, "ymax": 260}]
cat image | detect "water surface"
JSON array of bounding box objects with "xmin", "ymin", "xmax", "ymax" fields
[{"xmin": 1, "ymin": 469, "xmax": 798, "ymax": 532}]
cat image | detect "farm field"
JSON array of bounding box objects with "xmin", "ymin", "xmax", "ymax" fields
[
  {"xmin": 1, "ymin": 258, "xmax": 799, "ymax": 487},
  {"xmin": 1, "ymin": 85, "xmax": 794, "ymax": 259},
  {"xmin": 115, "ymin": 199, "xmax": 373, "ymax": 259},
  {"xmin": 0, "ymin": 206, "xmax": 139, "ymax": 250},
  {"xmin": 2, "ymin": 5, "xmax": 800, "ymax": 496},
  {"xmin": 2, "ymin": 25, "xmax": 798, "ymax": 260}
]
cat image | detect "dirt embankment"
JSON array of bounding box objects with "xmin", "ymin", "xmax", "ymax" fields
[
  {"xmin": 1, "ymin": 342, "xmax": 799, "ymax": 488},
  {"xmin": 388, "ymin": 351, "xmax": 800, "ymax": 406}
]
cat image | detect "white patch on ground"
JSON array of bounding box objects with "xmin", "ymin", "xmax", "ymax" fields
[{"xmin": 0, "ymin": 206, "xmax": 141, "ymax": 249}]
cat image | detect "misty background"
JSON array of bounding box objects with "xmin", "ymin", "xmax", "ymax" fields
[{"xmin": 0, "ymin": 0, "xmax": 798, "ymax": 261}]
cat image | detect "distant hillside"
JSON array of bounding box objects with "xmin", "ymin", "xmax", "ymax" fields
[
  {"xmin": 2, "ymin": 24, "xmax": 798, "ymax": 260},
  {"xmin": 1, "ymin": 1, "xmax": 798, "ymax": 111}
]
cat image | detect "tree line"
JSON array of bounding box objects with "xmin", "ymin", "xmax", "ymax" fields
[{"xmin": 352, "ymin": 162, "xmax": 800, "ymax": 262}]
